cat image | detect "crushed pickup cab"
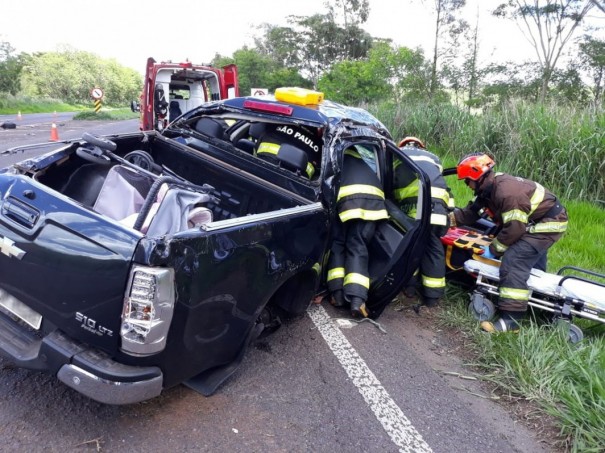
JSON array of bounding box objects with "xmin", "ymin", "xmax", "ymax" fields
[{"xmin": 0, "ymin": 88, "xmax": 432, "ymax": 404}]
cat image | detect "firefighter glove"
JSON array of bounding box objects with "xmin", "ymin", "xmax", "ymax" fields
[{"xmin": 480, "ymin": 245, "xmax": 496, "ymax": 259}]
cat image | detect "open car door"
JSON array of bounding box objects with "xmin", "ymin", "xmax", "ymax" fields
[{"xmin": 330, "ymin": 139, "xmax": 432, "ymax": 319}]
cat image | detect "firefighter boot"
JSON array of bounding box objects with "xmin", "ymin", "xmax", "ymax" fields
[
  {"xmin": 350, "ymin": 296, "xmax": 369, "ymax": 318},
  {"xmin": 412, "ymin": 297, "xmax": 440, "ymax": 314},
  {"xmin": 330, "ymin": 290, "xmax": 346, "ymax": 308},
  {"xmin": 481, "ymin": 311, "xmax": 523, "ymax": 333}
]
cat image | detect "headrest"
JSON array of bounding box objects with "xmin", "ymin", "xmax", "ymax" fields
[
  {"xmin": 277, "ymin": 143, "xmax": 308, "ymax": 173},
  {"xmin": 248, "ymin": 122, "xmax": 266, "ymax": 139},
  {"xmin": 195, "ymin": 118, "xmax": 226, "ymax": 140}
]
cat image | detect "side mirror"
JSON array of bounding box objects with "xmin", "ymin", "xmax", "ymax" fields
[{"xmin": 130, "ymin": 100, "xmax": 140, "ymax": 112}]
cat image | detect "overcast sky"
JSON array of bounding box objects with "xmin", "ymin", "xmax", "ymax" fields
[{"xmin": 2, "ymin": 0, "xmax": 603, "ymax": 74}]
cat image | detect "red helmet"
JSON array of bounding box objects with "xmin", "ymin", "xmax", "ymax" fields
[
  {"xmin": 457, "ymin": 153, "xmax": 495, "ymax": 180},
  {"xmin": 398, "ymin": 136, "xmax": 425, "ymax": 149}
]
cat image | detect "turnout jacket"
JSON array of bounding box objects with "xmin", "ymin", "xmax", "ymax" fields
[
  {"xmin": 394, "ymin": 145, "xmax": 454, "ymax": 226},
  {"xmin": 336, "ymin": 147, "xmax": 389, "ymax": 223},
  {"xmin": 454, "ymin": 172, "xmax": 568, "ymax": 255}
]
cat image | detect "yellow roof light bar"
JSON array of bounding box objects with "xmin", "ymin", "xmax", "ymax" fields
[{"xmin": 275, "ymin": 87, "xmax": 324, "ymax": 106}]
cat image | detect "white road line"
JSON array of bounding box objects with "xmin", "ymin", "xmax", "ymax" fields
[{"xmin": 307, "ymin": 304, "xmax": 432, "ymax": 453}]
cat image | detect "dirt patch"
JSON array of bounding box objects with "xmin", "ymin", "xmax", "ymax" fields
[{"xmin": 391, "ymin": 295, "xmax": 567, "ymax": 452}]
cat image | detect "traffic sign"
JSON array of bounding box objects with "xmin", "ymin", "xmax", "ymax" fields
[{"xmin": 91, "ymin": 88, "xmax": 104, "ymax": 100}]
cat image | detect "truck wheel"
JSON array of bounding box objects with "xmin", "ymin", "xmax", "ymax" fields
[
  {"xmin": 82, "ymin": 132, "xmax": 117, "ymax": 152},
  {"xmin": 468, "ymin": 292, "xmax": 496, "ymax": 321}
]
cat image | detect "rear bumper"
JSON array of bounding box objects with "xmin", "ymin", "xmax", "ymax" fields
[{"xmin": 0, "ymin": 310, "xmax": 163, "ymax": 405}]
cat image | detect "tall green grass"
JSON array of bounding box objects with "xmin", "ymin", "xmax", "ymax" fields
[
  {"xmin": 372, "ymin": 98, "xmax": 605, "ymax": 451},
  {"xmin": 368, "ymin": 99, "xmax": 605, "ymax": 206},
  {"xmin": 436, "ymin": 190, "xmax": 605, "ymax": 451}
]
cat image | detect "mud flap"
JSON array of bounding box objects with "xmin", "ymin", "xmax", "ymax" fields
[{"xmin": 183, "ymin": 321, "xmax": 265, "ymax": 396}]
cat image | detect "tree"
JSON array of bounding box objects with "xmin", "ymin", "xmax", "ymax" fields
[
  {"xmin": 424, "ymin": 0, "xmax": 467, "ymax": 97},
  {"xmin": 324, "ymin": 0, "xmax": 370, "ymax": 26},
  {"xmin": 493, "ymin": 0, "xmax": 594, "ymax": 102},
  {"xmin": 317, "ymin": 42, "xmax": 431, "ymax": 105},
  {"xmin": 590, "ymin": 0, "xmax": 605, "ymax": 12},
  {"xmin": 0, "ymin": 40, "xmax": 24, "ymax": 95},
  {"xmin": 318, "ymin": 58, "xmax": 390, "ymax": 104},
  {"xmin": 213, "ymin": 48, "xmax": 311, "ymax": 96},
  {"xmin": 20, "ymin": 46, "xmax": 141, "ymax": 105},
  {"xmin": 481, "ymin": 61, "xmax": 543, "ymax": 105},
  {"xmin": 579, "ymin": 35, "xmax": 605, "ymax": 106},
  {"xmin": 253, "ymin": 2, "xmax": 373, "ymax": 88}
]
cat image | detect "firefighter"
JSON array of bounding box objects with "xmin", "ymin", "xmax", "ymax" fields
[
  {"xmin": 452, "ymin": 153, "xmax": 568, "ymax": 332},
  {"xmin": 394, "ymin": 136, "xmax": 454, "ymax": 309},
  {"xmin": 256, "ymin": 124, "xmax": 321, "ymax": 179},
  {"xmin": 326, "ymin": 145, "xmax": 389, "ymax": 318}
]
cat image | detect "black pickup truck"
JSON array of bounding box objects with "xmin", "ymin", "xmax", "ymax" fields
[{"xmin": 0, "ymin": 88, "xmax": 432, "ymax": 404}]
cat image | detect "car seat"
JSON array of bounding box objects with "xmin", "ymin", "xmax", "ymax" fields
[
  {"xmin": 194, "ymin": 117, "xmax": 227, "ymax": 140},
  {"xmin": 235, "ymin": 122, "xmax": 266, "ymax": 154},
  {"xmin": 169, "ymin": 101, "xmax": 182, "ymax": 120}
]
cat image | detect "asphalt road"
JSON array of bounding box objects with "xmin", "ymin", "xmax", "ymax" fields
[
  {"xmin": 0, "ymin": 112, "xmax": 140, "ymax": 166},
  {"xmin": 0, "ymin": 114, "xmax": 551, "ymax": 453}
]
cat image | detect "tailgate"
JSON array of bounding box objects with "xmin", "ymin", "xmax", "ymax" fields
[{"xmin": 0, "ymin": 175, "xmax": 141, "ymax": 351}]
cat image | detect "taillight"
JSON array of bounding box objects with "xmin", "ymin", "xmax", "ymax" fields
[{"xmin": 121, "ymin": 266, "xmax": 175, "ymax": 356}]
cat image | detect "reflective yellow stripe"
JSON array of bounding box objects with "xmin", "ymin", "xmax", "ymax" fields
[
  {"xmin": 344, "ymin": 272, "xmax": 370, "ymax": 289},
  {"xmin": 339, "ymin": 208, "xmax": 389, "ymax": 222},
  {"xmin": 312, "ymin": 262, "xmax": 321, "ymax": 274},
  {"xmin": 492, "ymin": 238, "xmax": 508, "ymax": 252},
  {"xmin": 448, "ymin": 197, "xmax": 456, "ymax": 209},
  {"xmin": 327, "ymin": 267, "xmax": 345, "ymax": 282},
  {"xmin": 422, "ymin": 275, "xmax": 445, "ymax": 288},
  {"xmin": 257, "ymin": 142, "xmax": 279, "ymax": 156},
  {"xmin": 306, "ymin": 162, "xmax": 315, "ymax": 179},
  {"xmin": 410, "ymin": 155, "xmax": 443, "ymax": 172},
  {"xmin": 393, "ymin": 180, "xmax": 418, "ymax": 201},
  {"xmin": 502, "ymin": 209, "xmax": 528, "ymax": 224},
  {"xmin": 431, "ymin": 187, "xmax": 450, "ymax": 204},
  {"xmin": 430, "ymin": 213, "xmax": 448, "ymax": 226},
  {"xmin": 338, "ymin": 184, "xmax": 385, "ymax": 201},
  {"xmin": 499, "ymin": 287, "xmax": 530, "ymax": 300},
  {"xmin": 529, "ymin": 221, "xmax": 568, "ymax": 233},
  {"xmin": 529, "ymin": 183, "xmax": 545, "ymax": 215}
]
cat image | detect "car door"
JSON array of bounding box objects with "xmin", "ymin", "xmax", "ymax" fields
[{"xmin": 342, "ymin": 139, "xmax": 431, "ymax": 318}]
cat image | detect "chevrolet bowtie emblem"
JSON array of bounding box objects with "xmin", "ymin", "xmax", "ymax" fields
[{"xmin": 0, "ymin": 235, "xmax": 26, "ymax": 260}]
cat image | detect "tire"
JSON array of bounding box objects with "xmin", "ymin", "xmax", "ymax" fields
[
  {"xmin": 124, "ymin": 150, "xmax": 156, "ymax": 171},
  {"xmin": 1, "ymin": 121, "xmax": 17, "ymax": 129},
  {"xmin": 82, "ymin": 132, "xmax": 117, "ymax": 151},
  {"xmin": 468, "ymin": 292, "xmax": 496, "ymax": 321}
]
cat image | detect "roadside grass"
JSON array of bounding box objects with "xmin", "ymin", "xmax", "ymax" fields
[
  {"xmin": 0, "ymin": 94, "xmax": 137, "ymax": 119},
  {"xmin": 440, "ymin": 199, "xmax": 605, "ymax": 452},
  {"xmin": 73, "ymin": 108, "xmax": 139, "ymax": 120},
  {"xmin": 0, "ymin": 94, "xmax": 81, "ymax": 114},
  {"xmin": 371, "ymin": 99, "xmax": 605, "ymax": 206}
]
